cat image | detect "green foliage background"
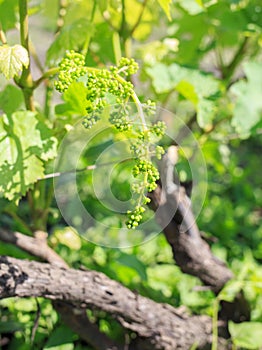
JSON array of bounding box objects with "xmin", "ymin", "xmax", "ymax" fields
[{"xmin": 0, "ymin": 0, "xmax": 262, "ymax": 349}]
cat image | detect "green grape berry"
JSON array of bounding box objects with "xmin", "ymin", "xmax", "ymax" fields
[
  {"xmin": 116, "ymin": 57, "xmax": 139, "ymax": 76},
  {"xmin": 155, "ymin": 145, "xmax": 165, "ymax": 160}
]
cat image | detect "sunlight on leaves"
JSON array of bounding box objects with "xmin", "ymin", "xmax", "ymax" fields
[
  {"xmin": 0, "ymin": 44, "xmax": 29, "ymax": 80},
  {"xmin": 146, "ymin": 62, "xmax": 219, "ymax": 128},
  {"xmin": 157, "ymin": 0, "xmax": 172, "ymax": 20},
  {"xmin": 231, "ymin": 61, "xmax": 262, "ymax": 137},
  {"xmin": 0, "ymin": 111, "xmax": 57, "ymax": 201},
  {"xmin": 229, "ymin": 321, "xmax": 262, "ymax": 349}
]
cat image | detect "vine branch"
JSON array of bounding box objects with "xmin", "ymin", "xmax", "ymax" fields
[
  {"xmin": 222, "ymin": 36, "xmax": 250, "ymax": 83},
  {"xmin": 0, "ymin": 229, "xmax": 122, "ymax": 349},
  {"xmin": 0, "ymin": 255, "xmax": 214, "ymax": 350},
  {"xmin": 18, "ymin": 0, "xmax": 35, "ymax": 111}
]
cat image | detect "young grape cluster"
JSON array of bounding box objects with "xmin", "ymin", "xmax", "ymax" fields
[
  {"xmin": 132, "ymin": 159, "xmax": 159, "ymax": 191},
  {"xmin": 150, "ymin": 121, "xmax": 166, "ymax": 137},
  {"xmin": 55, "ymin": 51, "xmax": 166, "ymax": 229},
  {"xmin": 115, "ymin": 57, "xmax": 139, "ymax": 76},
  {"xmin": 126, "ymin": 205, "xmax": 145, "ymax": 229},
  {"xmin": 54, "ymin": 51, "xmax": 87, "ymax": 92},
  {"xmin": 109, "ymin": 104, "xmax": 131, "ymax": 131},
  {"xmin": 82, "ymin": 63, "xmax": 135, "ymax": 129}
]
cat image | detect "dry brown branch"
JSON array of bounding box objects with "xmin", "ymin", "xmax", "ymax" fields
[
  {"xmin": 0, "ymin": 255, "xmax": 213, "ymax": 350},
  {"xmin": 0, "ymin": 228, "xmax": 121, "ymax": 350}
]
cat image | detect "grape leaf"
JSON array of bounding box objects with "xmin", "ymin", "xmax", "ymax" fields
[
  {"xmin": 176, "ymin": 0, "xmax": 204, "ymax": 15},
  {"xmin": 46, "ymin": 18, "xmax": 94, "ymax": 64},
  {"xmin": 0, "ymin": 85, "xmax": 24, "ymax": 115},
  {"xmin": 43, "ymin": 325, "xmax": 77, "ymax": 349},
  {"xmin": 0, "ymin": 111, "xmax": 57, "ymax": 201},
  {"xmin": 97, "ymin": 0, "xmax": 107, "ymax": 12},
  {"xmin": 157, "ymin": 0, "xmax": 172, "ymax": 20},
  {"xmin": 117, "ymin": 253, "xmax": 148, "ymax": 281},
  {"xmin": 229, "ymin": 321, "xmax": 262, "ymax": 349},
  {"xmin": 197, "ymin": 99, "xmax": 217, "ymax": 129},
  {"xmin": 146, "ymin": 63, "xmax": 219, "ymax": 128},
  {"xmin": 231, "ymin": 61, "xmax": 262, "ymax": 137},
  {"xmin": 55, "ymin": 82, "xmax": 89, "ymax": 117},
  {"xmin": 0, "ymin": 0, "xmax": 18, "ymax": 31},
  {"xmin": 0, "ymin": 45, "xmax": 29, "ymax": 80},
  {"xmin": 146, "ymin": 63, "xmax": 219, "ymax": 96},
  {"xmin": 88, "ymin": 22, "xmax": 115, "ymax": 65}
]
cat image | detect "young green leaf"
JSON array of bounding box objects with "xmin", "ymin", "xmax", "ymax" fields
[
  {"xmin": 46, "ymin": 18, "xmax": 94, "ymax": 64},
  {"xmin": 231, "ymin": 61, "xmax": 262, "ymax": 137},
  {"xmin": 0, "ymin": 84, "xmax": 24, "ymax": 115},
  {"xmin": 229, "ymin": 321, "xmax": 262, "ymax": 349},
  {"xmin": 0, "ymin": 0, "xmax": 18, "ymax": 31},
  {"xmin": 0, "ymin": 45, "xmax": 29, "ymax": 80},
  {"xmin": 146, "ymin": 63, "xmax": 219, "ymax": 128},
  {"xmin": 157, "ymin": 0, "xmax": 172, "ymax": 20}
]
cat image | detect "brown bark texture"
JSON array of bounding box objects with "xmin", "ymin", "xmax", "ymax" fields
[{"xmin": 0, "ymin": 256, "xmax": 212, "ymax": 350}]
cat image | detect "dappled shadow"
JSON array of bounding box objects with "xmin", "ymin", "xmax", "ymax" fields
[{"xmin": 0, "ymin": 256, "xmax": 28, "ymax": 298}]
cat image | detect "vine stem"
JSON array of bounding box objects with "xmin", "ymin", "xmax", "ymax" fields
[
  {"xmin": 34, "ymin": 67, "xmax": 60, "ymax": 88},
  {"xmin": 224, "ymin": 36, "xmax": 249, "ymax": 84},
  {"xmin": 131, "ymin": 91, "xmax": 147, "ymax": 131},
  {"xmin": 3, "ymin": 208, "xmax": 32, "ymax": 235},
  {"xmin": 18, "ymin": 0, "xmax": 50, "ymax": 231},
  {"xmin": 211, "ymin": 298, "xmax": 219, "ymax": 350},
  {"xmin": 18, "ymin": 0, "xmax": 35, "ymax": 111},
  {"xmin": 120, "ymin": 0, "xmax": 127, "ymax": 38},
  {"xmin": 0, "ymin": 24, "xmax": 7, "ymax": 44},
  {"xmin": 38, "ymin": 161, "xmax": 121, "ymax": 180},
  {"xmin": 82, "ymin": 1, "xmax": 97, "ymax": 56},
  {"xmin": 113, "ymin": 31, "xmax": 122, "ymax": 64},
  {"xmin": 19, "ymin": 0, "xmax": 29, "ymax": 50},
  {"xmin": 29, "ymin": 40, "xmax": 44, "ymax": 74}
]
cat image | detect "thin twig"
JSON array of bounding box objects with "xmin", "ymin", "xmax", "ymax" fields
[
  {"xmin": 102, "ymin": 11, "xmax": 119, "ymax": 32},
  {"xmin": 18, "ymin": 0, "xmax": 35, "ymax": 111},
  {"xmin": 120, "ymin": 0, "xmax": 126, "ymax": 35},
  {"xmin": 34, "ymin": 67, "xmax": 59, "ymax": 88},
  {"xmin": 29, "ymin": 39, "xmax": 44, "ymax": 74},
  {"xmin": 31, "ymin": 299, "xmax": 41, "ymax": 344},
  {"xmin": 38, "ymin": 160, "xmax": 125, "ymax": 181},
  {"xmin": 225, "ymin": 37, "xmax": 249, "ymax": 83},
  {"xmin": 3, "ymin": 208, "xmax": 32, "ymax": 235}
]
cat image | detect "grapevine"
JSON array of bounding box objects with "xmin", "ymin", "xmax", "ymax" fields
[{"xmin": 55, "ymin": 50, "xmax": 166, "ymax": 229}]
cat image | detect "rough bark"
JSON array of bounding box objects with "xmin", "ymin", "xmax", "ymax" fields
[
  {"xmin": 149, "ymin": 146, "xmax": 250, "ymax": 323},
  {"xmin": 0, "ymin": 256, "xmax": 213, "ymax": 350},
  {"xmin": 0, "ymin": 228, "xmax": 121, "ymax": 350},
  {"xmin": 149, "ymin": 146, "xmax": 233, "ymax": 294},
  {"xmin": 0, "ymin": 229, "xmax": 67, "ymax": 267}
]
